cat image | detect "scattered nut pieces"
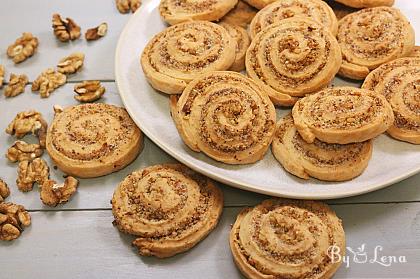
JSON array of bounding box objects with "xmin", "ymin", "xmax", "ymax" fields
[
  {"xmin": 57, "ymin": 52, "xmax": 85, "ymax": 75},
  {"xmin": 6, "ymin": 141, "xmax": 43, "ymax": 163},
  {"xmin": 4, "ymin": 73, "xmax": 28, "ymax": 98},
  {"xmin": 53, "ymin": 104, "xmax": 64, "ymax": 115},
  {"xmin": 116, "ymin": 0, "xmax": 141, "ymax": 13},
  {"xmin": 16, "ymin": 158, "xmax": 50, "ymax": 192},
  {"xmin": 0, "ymin": 65, "xmax": 5, "ymax": 88},
  {"xmin": 32, "ymin": 68, "xmax": 67, "ymax": 98},
  {"xmin": 40, "ymin": 177, "xmax": 79, "ymax": 207},
  {"xmin": 52, "ymin": 14, "xmax": 81, "ymax": 42},
  {"xmin": 0, "ymin": 202, "xmax": 31, "ymax": 241},
  {"xmin": 85, "ymin": 22, "xmax": 108, "ymax": 41},
  {"xmin": 6, "ymin": 110, "xmax": 48, "ymax": 148},
  {"xmin": 6, "ymin": 33, "xmax": 39, "ymax": 64},
  {"xmin": 74, "ymin": 81, "xmax": 105, "ymax": 102},
  {"xmin": 0, "ymin": 179, "xmax": 10, "ymax": 202}
]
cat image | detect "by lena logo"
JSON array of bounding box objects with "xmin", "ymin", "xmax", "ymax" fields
[{"xmin": 328, "ymin": 244, "xmax": 407, "ymax": 268}]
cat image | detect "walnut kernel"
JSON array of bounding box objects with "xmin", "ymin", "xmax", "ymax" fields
[
  {"xmin": 6, "ymin": 141, "xmax": 43, "ymax": 163},
  {"xmin": 40, "ymin": 177, "xmax": 79, "ymax": 207},
  {"xmin": 0, "ymin": 65, "xmax": 5, "ymax": 88},
  {"xmin": 57, "ymin": 52, "xmax": 85, "ymax": 75},
  {"xmin": 52, "ymin": 14, "xmax": 81, "ymax": 42},
  {"xmin": 85, "ymin": 22, "xmax": 108, "ymax": 41},
  {"xmin": 6, "ymin": 110, "xmax": 48, "ymax": 148},
  {"xmin": 0, "ymin": 202, "xmax": 31, "ymax": 241},
  {"xmin": 16, "ymin": 158, "xmax": 50, "ymax": 192},
  {"xmin": 32, "ymin": 68, "xmax": 67, "ymax": 98},
  {"xmin": 116, "ymin": 0, "xmax": 141, "ymax": 13},
  {"xmin": 74, "ymin": 81, "xmax": 105, "ymax": 102},
  {"xmin": 0, "ymin": 179, "xmax": 10, "ymax": 202},
  {"xmin": 6, "ymin": 33, "xmax": 39, "ymax": 63},
  {"xmin": 53, "ymin": 105, "xmax": 64, "ymax": 115},
  {"xmin": 4, "ymin": 73, "xmax": 28, "ymax": 98}
]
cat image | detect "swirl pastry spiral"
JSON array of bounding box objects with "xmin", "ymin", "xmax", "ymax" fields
[
  {"xmin": 272, "ymin": 114, "xmax": 372, "ymax": 181},
  {"xmin": 362, "ymin": 58, "xmax": 420, "ymax": 144},
  {"xmin": 292, "ymin": 87, "xmax": 394, "ymax": 144},
  {"xmin": 334, "ymin": 0, "xmax": 394, "ymax": 8},
  {"xmin": 246, "ymin": 18, "xmax": 341, "ymax": 106},
  {"xmin": 159, "ymin": 0, "xmax": 238, "ymax": 25},
  {"xmin": 171, "ymin": 71, "xmax": 276, "ymax": 164},
  {"xmin": 219, "ymin": 23, "xmax": 251, "ymax": 72},
  {"xmin": 409, "ymin": 46, "xmax": 420, "ymax": 58},
  {"xmin": 46, "ymin": 103, "xmax": 143, "ymax": 178},
  {"xmin": 230, "ymin": 199, "xmax": 345, "ymax": 279},
  {"xmin": 337, "ymin": 7, "xmax": 415, "ymax": 80},
  {"xmin": 141, "ymin": 21, "xmax": 236, "ymax": 94},
  {"xmin": 249, "ymin": 0, "xmax": 338, "ymax": 39},
  {"xmin": 112, "ymin": 164, "xmax": 223, "ymax": 258}
]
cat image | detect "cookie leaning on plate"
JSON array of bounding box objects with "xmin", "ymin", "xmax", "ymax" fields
[
  {"xmin": 337, "ymin": 7, "xmax": 415, "ymax": 80},
  {"xmin": 272, "ymin": 114, "xmax": 373, "ymax": 181},
  {"xmin": 230, "ymin": 198, "xmax": 345, "ymax": 279},
  {"xmin": 141, "ymin": 21, "xmax": 236, "ymax": 94},
  {"xmin": 159, "ymin": 0, "xmax": 238, "ymax": 25},
  {"xmin": 292, "ymin": 87, "xmax": 394, "ymax": 144},
  {"xmin": 112, "ymin": 164, "xmax": 223, "ymax": 258},
  {"xmin": 46, "ymin": 103, "xmax": 143, "ymax": 178},
  {"xmin": 219, "ymin": 0, "xmax": 257, "ymax": 28},
  {"xmin": 219, "ymin": 22, "xmax": 250, "ymax": 72},
  {"xmin": 334, "ymin": 0, "xmax": 394, "ymax": 8}
]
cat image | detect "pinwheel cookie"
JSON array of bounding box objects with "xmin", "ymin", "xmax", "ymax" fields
[
  {"xmin": 219, "ymin": 23, "xmax": 250, "ymax": 72},
  {"xmin": 159, "ymin": 0, "xmax": 238, "ymax": 25},
  {"xmin": 272, "ymin": 115, "xmax": 372, "ymax": 181},
  {"xmin": 362, "ymin": 58, "xmax": 420, "ymax": 144},
  {"xmin": 171, "ymin": 71, "xmax": 276, "ymax": 164},
  {"xmin": 46, "ymin": 103, "xmax": 143, "ymax": 178},
  {"xmin": 249, "ymin": 0, "xmax": 338, "ymax": 39},
  {"xmin": 334, "ymin": 0, "xmax": 394, "ymax": 8},
  {"xmin": 337, "ymin": 7, "xmax": 414, "ymax": 80},
  {"xmin": 112, "ymin": 164, "xmax": 223, "ymax": 258},
  {"xmin": 230, "ymin": 198, "xmax": 345, "ymax": 279},
  {"xmin": 246, "ymin": 18, "xmax": 341, "ymax": 106},
  {"xmin": 292, "ymin": 87, "xmax": 394, "ymax": 144},
  {"xmin": 220, "ymin": 0, "xmax": 257, "ymax": 28},
  {"xmin": 141, "ymin": 21, "xmax": 236, "ymax": 94}
]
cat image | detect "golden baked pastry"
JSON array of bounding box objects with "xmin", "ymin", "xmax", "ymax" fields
[
  {"xmin": 337, "ymin": 7, "xmax": 415, "ymax": 80},
  {"xmin": 272, "ymin": 114, "xmax": 372, "ymax": 181},
  {"xmin": 334, "ymin": 0, "xmax": 394, "ymax": 8},
  {"xmin": 46, "ymin": 103, "xmax": 143, "ymax": 178},
  {"xmin": 219, "ymin": 23, "xmax": 250, "ymax": 72},
  {"xmin": 292, "ymin": 87, "xmax": 394, "ymax": 144},
  {"xmin": 249, "ymin": 0, "xmax": 338, "ymax": 39},
  {"xmin": 171, "ymin": 71, "xmax": 276, "ymax": 164},
  {"xmin": 362, "ymin": 58, "xmax": 420, "ymax": 144},
  {"xmin": 112, "ymin": 164, "xmax": 223, "ymax": 258},
  {"xmin": 230, "ymin": 198, "xmax": 345, "ymax": 279},
  {"xmin": 220, "ymin": 0, "xmax": 258, "ymax": 28},
  {"xmin": 243, "ymin": 0, "xmax": 276, "ymax": 10},
  {"xmin": 409, "ymin": 46, "xmax": 420, "ymax": 58},
  {"xmin": 159, "ymin": 0, "xmax": 238, "ymax": 25},
  {"xmin": 246, "ymin": 18, "xmax": 341, "ymax": 106},
  {"xmin": 141, "ymin": 21, "xmax": 236, "ymax": 94}
]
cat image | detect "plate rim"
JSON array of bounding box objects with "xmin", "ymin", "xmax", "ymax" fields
[{"xmin": 114, "ymin": 2, "xmax": 420, "ymax": 200}]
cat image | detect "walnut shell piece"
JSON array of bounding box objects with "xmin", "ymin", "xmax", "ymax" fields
[
  {"xmin": 6, "ymin": 110, "xmax": 48, "ymax": 148},
  {"xmin": 32, "ymin": 68, "xmax": 67, "ymax": 98},
  {"xmin": 57, "ymin": 52, "xmax": 85, "ymax": 75},
  {"xmin": 0, "ymin": 179, "xmax": 10, "ymax": 202},
  {"xmin": 4, "ymin": 73, "xmax": 28, "ymax": 98},
  {"xmin": 6, "ymin": 140, "xmax": 44, "ymax": 163},
  {"xmin": 6, "ymin": 32, "xmax": 39, "ymax": 64},
  {"xmin": 85, "ymin": 23, "xmax": 108, "ymax": 41},
  {"xmin": 0, "ymin": 65, "xmax": 5, "ymax": 88},
  {"xmin": 0, "ymin": 202, "xmax": 31, "ymax": 241},
  {"xmin": 40, "ymin": 177, "xmax": 79, "ymax": 207},
  {"xmin": 116, "ymin": 0, "xmax": 141, "ymax": 13},
  {"xmin": 52, "ymin": 14, "xmax": 81, "ymax": 42},
  {"xmin": 16, "ymin": 158, "xmax": 50, "ymax": 192},
  {"xmin": 74, "ymin": 81, "xmax": 105, "ymax": 102}
]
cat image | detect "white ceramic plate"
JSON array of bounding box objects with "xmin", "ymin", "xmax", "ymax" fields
[{"xmin": 115, "ymin": 0, "xmax": 420, "ymax": 199}]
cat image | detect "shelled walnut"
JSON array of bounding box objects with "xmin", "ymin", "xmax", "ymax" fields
[
  {"xmin": 52, "ymin": 14, "xmax": 81, "ymax": 42},
  {"xmin": 74, "ymin": 81, "xmax": 105, "ymax": 102},
  {"xmin": 6, "ymin": 110, "xmax": 48, "ymax": 148},
  {"xmin": 4, "ymin": 73, "xmax": 28, "ymax": 98},
  {"xmin": 53, "ymin": 105, "xmax": 64, "ymax": 115},
  {"xmin": 6, "ymin": 33, "xmax": 39, "ymax": 64},
  {"xmin": 0, "ymin": 179, "xmax": 10, "ymax": 202},
  {"xmin": 57, "ymin": 52, "xmax": 84, "ymax": 75},
  {"xmin": 0, "ymin": 65, "xmax": 5, "ymax": 88},
  {"xmin": 85, "ymin": 22, "xmax": 108, "ymax": 41},
  {"xmin": 0, "ymin": 202, "xmax": 31, "ymax": 241},
  {"xmin": 16, "ymin": 158, "xmax": 50, "ymax": 192},
  {"xmin": 32, "ymin": 68, "xmax": 67, "ymax": 98},
  {"xmin": 116, "ymin": 0, "xmax": 141, "ymax": 13},
  {"xmin": 40, "ymin": 177, "xmax": 79, "ymax": 207},
  {"xmin": 6, "ymin": 141, "xmax": 43, "ymax": 163}
]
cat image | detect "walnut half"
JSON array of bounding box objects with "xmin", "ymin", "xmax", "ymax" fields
[
  {"xmin": 6, "ymin": 140, "xmax": 43, "ymax": 163},
  {"xmin": 40, "ymin": 177, "xmax": 79, "ymax": 207},
  {"xmin": 74, "ymin": 81, "xmax": 105, "ymax": 102},
  {"xmin": 116, "ymin": 0, "xmax": 141, "ymax": 13},
  {"xmin": 0, "ymin": 65, "xmax": 5, "ymax": 88},
  {"xmin": 57, "ymin": 52, "xmax": 85, "ymax": 75},
  {"xmin": 17, "ymin": 158, "xmax": 50, "ymax": 192},
  {"xmin": 6, "ymin": 32, "xmax": 39, "ymax": 64},
  {"xmin": 0, "ymin": 179, "xmax": 10, "ymax": 202},
  {"xmin": 52, "ymin": 14, "xmax": 81, "ymax": 42},
  {"xmin": 32, "ymin": 68, "xmax": 67, "ymax": 98},
  {"xmin": 4, "ymin": 73, "xmax": 28, "ymax": 98},
  {"xmin": 6, "ymin": 110, "xmax": 48, "ymax": 148},
  {"xmin": 0, "ymin": 202, "xmax": 31, "ymax": 241},
  {"xmin": 85, "ymin": 22, "xmax": 108, "ymax": 41}
]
